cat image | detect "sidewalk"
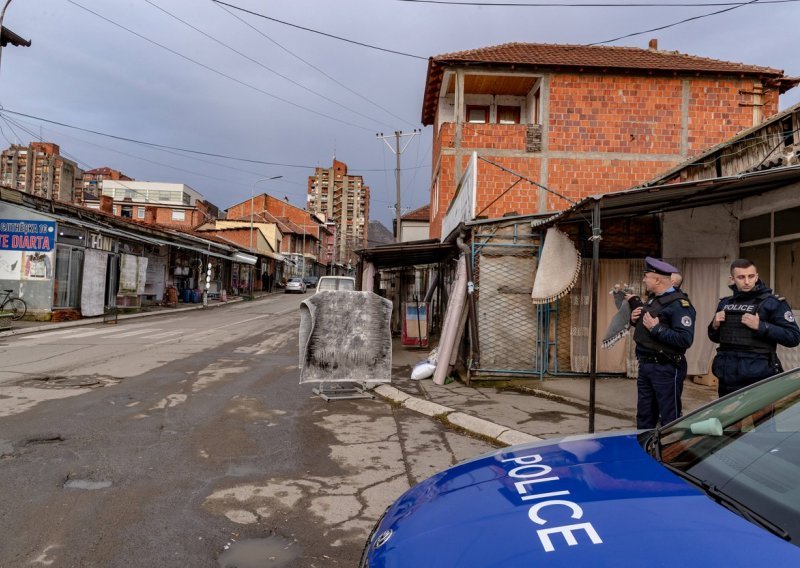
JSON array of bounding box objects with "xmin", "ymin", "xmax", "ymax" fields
[
  {"xmin": 376, "ymin": 340, "xmax": 719, "ymax": 446},
  {"xmin": 2, "ymin": 296, "xmax": 719, "ymax": 447}
]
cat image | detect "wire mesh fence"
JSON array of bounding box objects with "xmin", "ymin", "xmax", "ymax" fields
[{"xmin": 473, "ymin": 224, "xmax": 546, "ymax": 375}]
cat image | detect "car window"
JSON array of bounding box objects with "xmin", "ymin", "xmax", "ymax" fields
[
  {"xmin": 317, "ymin": 278, "xmax": 354, "ymax": 291},
  {"xmin": 658, "ymin": 371, "xmax": 800, "ymax": 541}
]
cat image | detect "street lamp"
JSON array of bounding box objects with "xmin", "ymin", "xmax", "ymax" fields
[{"xmin": 250, "ymin": 175, "xmax": 282, "ymax": 292}]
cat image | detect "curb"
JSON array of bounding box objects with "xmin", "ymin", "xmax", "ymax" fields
[{"xmin": 373, "ymin": 384, "xmax": 541, "ymax": 446}]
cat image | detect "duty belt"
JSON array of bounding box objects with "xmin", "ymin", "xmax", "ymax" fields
[{"xmin": 638, "ymin": 352, "xmax": 683, "ymax": 367}]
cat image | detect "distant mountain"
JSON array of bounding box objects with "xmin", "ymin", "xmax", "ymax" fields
[{"xmin": 367, "ymin": 220, "xmax": 394, "ymax": 246}]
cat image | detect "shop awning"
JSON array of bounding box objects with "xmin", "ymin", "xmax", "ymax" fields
[{"xmin": 232, "ymin": 252, "xmax": 257, "ymax": 265}]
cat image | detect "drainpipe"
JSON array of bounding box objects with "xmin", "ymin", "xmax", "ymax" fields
[{"xmin": 457, "ymin": 231, "xmax": 480, "ymax": 367}]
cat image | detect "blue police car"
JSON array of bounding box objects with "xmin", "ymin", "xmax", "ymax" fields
[{"xmin": 361, "ymin": 369, "xmax": 800, "ymax": 567}]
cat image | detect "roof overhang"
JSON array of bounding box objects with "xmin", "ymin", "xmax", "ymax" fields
[
  {"xmin": 0, "ymin": 26, "xmax": 31, "ymax": 48},
  {"xmin": 356, "ymin": 239, "xmax": 459, "ymax": 269},
  {"xmin": 535, "ymin": 165, "xmax": 800, "ymax": 227},
  {"xmin": 232, "ymin": 252, "xmax": 257, "ymax": 265}
]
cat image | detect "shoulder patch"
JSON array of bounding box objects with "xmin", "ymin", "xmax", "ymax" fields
[
  {"xmin": 680, "ymin": 299, "xmax": 690, "ymax": 307},
  {"xmin": 775, "ymin": 295, "xmax": 786, "ymax": 302}
]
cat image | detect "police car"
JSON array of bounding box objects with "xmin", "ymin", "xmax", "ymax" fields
[{"xmin": 361, "ymin": 370, "xmax": 800, "ymax": 567}]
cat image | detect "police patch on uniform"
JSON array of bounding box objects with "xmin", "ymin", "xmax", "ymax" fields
[
  {"xmin": 681, "ymin": 315, "xmax": 692, "ymax": 327},
  {"xmin": 786, "ymin": 311, "xmax": 795, "ymax": 323},
  {"xmin": 680, "ymin": 300, "xmax": 690, "ymax": 307}
]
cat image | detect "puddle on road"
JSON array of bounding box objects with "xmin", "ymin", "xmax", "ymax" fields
[
  {"xmin": 64, "ymin": 479, "xmax": 112, "ymax": 490},
  {"xmin": 218, "ymin": 535, "xmax": 299, "ymax": 568}
]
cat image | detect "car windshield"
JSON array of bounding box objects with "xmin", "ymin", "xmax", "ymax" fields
[
  {"xmin": 317, "ymin": 278, "xmax": 354, "ymax": 291},
  {"xmin": 654, "ymin": 370, "xmax": 800, "ymax": 543}
]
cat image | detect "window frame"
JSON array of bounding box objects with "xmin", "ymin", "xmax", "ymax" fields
[
  {"xmin": 496, "ymin": 105, "xmax": 521, "ymax": 125},
  {"xmin": 466, "ymin": 105, "xmax": 490, "ymax": 124}
]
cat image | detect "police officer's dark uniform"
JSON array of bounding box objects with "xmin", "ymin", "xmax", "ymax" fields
[
  {"xmin": 632, "ymin": 257, "xmax": 696, "ymax": 429},
  {"xmin": 708, "ymin": 280, "xmax": 800, "ymax": 396}
]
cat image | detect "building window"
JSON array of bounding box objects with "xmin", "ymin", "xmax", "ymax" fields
[
  {"xmin": 121, "ymin": 205, "xmax": 133, "ymax": 218},
  {"xmin": 137, "ymin": 207, "xmax": 145, "ymax": 219},
  {"xmin": 466, "ymin": 105, "xmax": 489, "ymax": 124},
  {"xmin": 54, "ymin": 245, "xmax": 84, "ymax": 308},
  {"xmin": 740, "ymin": 206, "xmax": 800, "ymax": 306},
  {"xmin": 497, "ymin": 106, "xmax": 521, "ymax": 124},
  {"xmin": 172, "ymin": 210, "xmax": 186, "ymax": 221}
]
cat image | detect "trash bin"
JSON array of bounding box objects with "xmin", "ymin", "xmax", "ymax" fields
[{"xmin": 182, "ymin": 288, "xmax": 191, "ymax": 303}]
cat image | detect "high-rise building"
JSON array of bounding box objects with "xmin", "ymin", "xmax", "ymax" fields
[
  {"xmin": 0, "ymin": 142, "xmax": 82, "ymax": 203},
  {"xmin": 307, "ymin": 159, "xmax": 369, "ymax": 266}
]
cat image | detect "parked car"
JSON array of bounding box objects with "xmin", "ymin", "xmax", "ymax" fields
[
  {"xmin": 315, "ymin": 276, "xmax": 355, "ymax": 292},
  {"xmin": 284, "ymin": 277, "xmax": 306, "ymax": 294},
  {"xmin": 360, "ymin": 369, "xmax": 800, "ymax": 567},
  {"xmin": 303, "ymin": 275, "xmax": 319, "ymax": 288}
]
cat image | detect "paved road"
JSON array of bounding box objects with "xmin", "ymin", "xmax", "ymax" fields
[{"xmin": 0, "ymin": 295, "xmax": 493, "ymax": 567}]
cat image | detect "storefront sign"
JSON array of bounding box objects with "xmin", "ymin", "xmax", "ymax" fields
[{"xmin": 0, "ymin": 219, "xmax": 56, "ymax": 252}]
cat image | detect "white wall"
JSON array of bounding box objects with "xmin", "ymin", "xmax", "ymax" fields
[
  {"xmin": 662, "ymin": 203, "xmax": 739, "ymax": 261},
  {"xmin": 400, "ymin": 221, "xmax": 429, "ymax": 242}
]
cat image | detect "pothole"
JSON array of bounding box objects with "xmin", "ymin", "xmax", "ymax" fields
[
  {"xmin": 64, "ymin": 479, "xmax": 112, "ymax": 490},
  {"xmin": 24, "ymin": 435, "xmax": 64, "ymax": 446},
  {"xmin": 63, "ymin": 471, "xmax": 113, "ymax": 490},
  {"xmin": 15, "ymin": 376, "xmax": 119, "ymax": 389},
  {"xmin": 218, "ymin": 534, "xmax": 300, "ymax": 568}
]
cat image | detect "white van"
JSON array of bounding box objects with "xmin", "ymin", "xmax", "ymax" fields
[{"xmin": 315, "ymin": 276, "xmax": 356, "ymax": 292}]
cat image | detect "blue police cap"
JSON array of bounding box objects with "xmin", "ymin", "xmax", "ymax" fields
[{"xmin": 643, "ymin": 256, "xmax": 678, "ymax": 276}]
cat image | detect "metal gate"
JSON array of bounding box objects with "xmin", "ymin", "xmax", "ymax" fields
[{"xmin": 471, "ymin": 222, "xmax": 556, "ymax": 378}]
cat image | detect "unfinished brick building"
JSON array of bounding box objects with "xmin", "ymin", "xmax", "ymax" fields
[{"xmin": 422, "ymin": 41, "xmax": 799, "ymax": 238}]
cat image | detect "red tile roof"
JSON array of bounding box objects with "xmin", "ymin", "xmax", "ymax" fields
[
  {"xmin": 422, "ymin": 42, "xmax": 794, "ymax": 124},
  {"xmin": 401, "ymin": 204, "xmax": 430, "ymax": 221},
  {"xmin": 434, "ymin": 42, "xmax": 783, "ymax": 74}
]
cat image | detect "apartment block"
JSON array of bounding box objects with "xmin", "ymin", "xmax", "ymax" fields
[
  {"xmin": 0, "ymin": 142, "xmax": 82, "ymax": 203},
  {"xmin": 307, "ymin": 159, "xmax": 369, "ymax": 265}
]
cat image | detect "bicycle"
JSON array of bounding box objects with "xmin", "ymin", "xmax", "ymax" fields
[{"xmin": 0, "ymin": 289, "xmax": 27, "ymax": 321}]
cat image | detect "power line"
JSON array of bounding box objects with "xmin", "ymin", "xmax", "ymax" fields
[
  {"xmin": 395, "ymin": 0, "xmax": 797, "ymax": 6},
  {"xmin": 213, "ymin": 2, "xmax": 418, "ymax": 128},
  {"xmin": 211, "ymin": 0, "xmax": 428, "ymax": 60},
  {"xmin": 0, "ymin": 107, "xmax": 316, "ymax": 169},
  {"xmin": 64, "ymin": 0, "xmax": 375, "ymax": 132},
  {"xmin": 143, "ymin": 0, "xmax": 395, "ymax": 129},
  {"xmin": 0, "ymin": 108, "xmax": 430, "ymax": 174},
  {"xmin": 591, "ymin": 0, "xmax": 763, "ymax": 44}
]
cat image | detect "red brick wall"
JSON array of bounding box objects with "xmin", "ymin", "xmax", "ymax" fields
[
  {"xmin": 429, "ymin": 71, "xmax": 780, "ymax": 238},
  {"xmin": 687, "ymin": 78, "xmax": 777, "ymax": 152},
  {"xmin": 549, "ymin": 75, "xmax": 683, "ymax": 154}
]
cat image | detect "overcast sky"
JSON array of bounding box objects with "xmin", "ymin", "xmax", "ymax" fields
[{"xmin": 1, "ymin": 0, "xmax": 798, "ymax": 229}]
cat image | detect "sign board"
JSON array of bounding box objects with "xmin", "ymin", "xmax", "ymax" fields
[
  {"xmin": 0, "ymin": 219, "xmax": 56, "ymax": 252},
  {"xmin": 440, "ymin": 152, "xmax": 477, "ymax": 240},
  {"xmin": 0, "ymin": 219, "xmax": 56, "ymax": 280}
]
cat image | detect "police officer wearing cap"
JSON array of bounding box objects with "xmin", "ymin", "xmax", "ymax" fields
[
  {"xmin": 630, "ymin": 257, "xmax": 696, "ymax": 429},
  {"xmin": 708, "ymin": 258, "xmax": 800, "ymax": 397}
]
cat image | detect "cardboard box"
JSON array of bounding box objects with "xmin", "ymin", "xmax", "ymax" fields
[{"xmin": 692, "ymin": 373, "xmax": 718, "ymax": 387}]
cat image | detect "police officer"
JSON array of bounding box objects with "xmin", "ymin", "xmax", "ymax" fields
[
  {"xmin": 708, "ymin": 258, "xmax": 800, "ymax": 397},
  {"xmin": 630, "ymin": 257, "xmax": 696, "ymax": 429}
]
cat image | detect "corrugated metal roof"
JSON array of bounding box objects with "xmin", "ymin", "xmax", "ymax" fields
[{"xmin": 536, "ymin": 165, "xmax": 800, "ymax": 226}]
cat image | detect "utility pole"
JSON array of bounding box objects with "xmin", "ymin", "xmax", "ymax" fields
[{"xmin": 377, "ymin": 130, "xmax": 420, "ymax": 242}]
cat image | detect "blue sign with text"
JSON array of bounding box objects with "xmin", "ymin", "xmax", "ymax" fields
[{"xmin": 0, "ymin": 219, "xmax": 56, "ymax": 252}]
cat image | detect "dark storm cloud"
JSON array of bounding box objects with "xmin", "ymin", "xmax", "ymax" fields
[{"xmin": 0, "ymin": 0, "xmax": 797, "ymax": 226}]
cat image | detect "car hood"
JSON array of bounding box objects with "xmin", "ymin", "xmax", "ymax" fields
[{"xmin": 365, "ymin": 433, "xmax": 799, "ymax": 567}]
